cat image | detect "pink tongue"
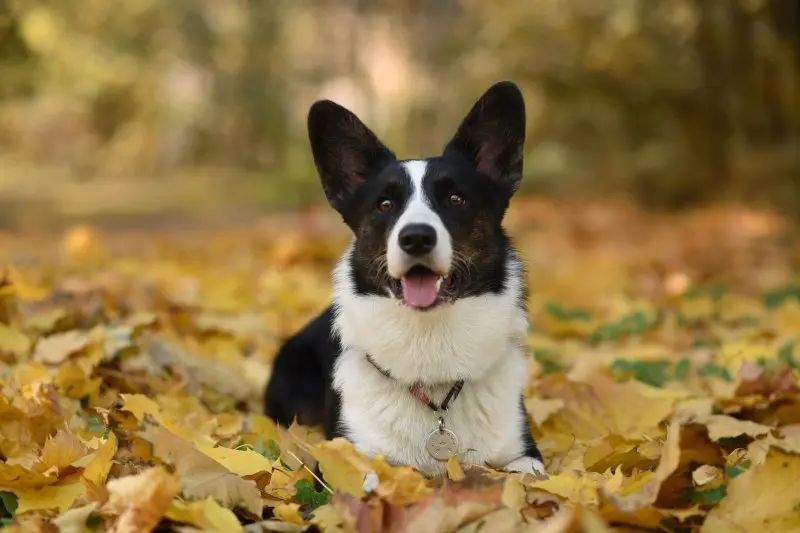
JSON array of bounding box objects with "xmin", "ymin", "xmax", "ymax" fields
[{"xmin": 401, "ymin": 272, "xmax": 439, "ymax": 308}]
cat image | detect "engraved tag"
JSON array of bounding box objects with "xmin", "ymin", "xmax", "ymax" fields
[{"xmin": 425, "ymin": 428, "xmax": 458, "ymax": 461}]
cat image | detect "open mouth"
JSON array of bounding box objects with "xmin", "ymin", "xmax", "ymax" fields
[{"xmin": 390, "ymin": 265, "xmax": 451, "ymax": 310}]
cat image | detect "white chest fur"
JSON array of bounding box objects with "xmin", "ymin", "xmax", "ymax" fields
[
  {"xmin": 333, "ymin": 344, "xmax": 530, "ymax": 476},
  {"xmin": 330, "ymin": 245, "xmax": 541, "ymax": 476}
]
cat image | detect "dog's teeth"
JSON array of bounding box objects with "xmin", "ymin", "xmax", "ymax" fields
[{"xmin": 436, "ymin": 277, "xmax": 443, "ymax": 291}]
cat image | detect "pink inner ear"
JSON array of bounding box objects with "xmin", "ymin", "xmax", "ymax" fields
[
  {"xmin": 339, "ymin": 152, "xmax": 367, "ymax": 192},
  {"xmin": 475, "ymin": 141, "xmax": 504, "ymax": 179}
]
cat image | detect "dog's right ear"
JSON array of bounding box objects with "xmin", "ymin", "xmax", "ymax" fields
[{"xmin": 308, "ymin": 101, "xmax": 396, "ymax": 213}]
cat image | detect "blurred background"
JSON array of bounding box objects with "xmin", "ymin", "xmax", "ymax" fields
[{"xmin": 0, "ymin": 0, "xmax": 798, "ymax": 231}]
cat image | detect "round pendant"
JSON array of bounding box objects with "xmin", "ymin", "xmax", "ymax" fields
[{"xmin": 426, "ymin": 428, "xmax": 459, "ymax": 461}]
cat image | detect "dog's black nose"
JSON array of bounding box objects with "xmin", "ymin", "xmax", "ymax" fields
[{"xmin": 398, "ymin": 224, "xmax": 437, "ymax": 256}]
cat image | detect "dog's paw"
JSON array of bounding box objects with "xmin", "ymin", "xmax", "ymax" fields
[{"xmin": 501, "ymin": 456, "xmax": 547, "ymax": 477}]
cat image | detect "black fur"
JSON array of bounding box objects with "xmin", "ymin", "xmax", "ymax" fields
[{"xmin": 264, "ymin": 306, "xmax": 340, "ymax": 437}]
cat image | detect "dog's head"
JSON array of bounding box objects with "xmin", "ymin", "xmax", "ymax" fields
[{"xmin": 308, "ymin": 81, "xmax": 525, "ymax": 311}]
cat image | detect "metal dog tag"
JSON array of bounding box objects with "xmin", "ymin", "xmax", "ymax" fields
[{"xmin": 425, "ymin": 419, "xmax": 458, "ymax": 461}]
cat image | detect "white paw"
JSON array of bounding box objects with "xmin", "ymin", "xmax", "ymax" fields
[{"xmin": 502, "ymin": 456, "xmax": 547, "ymax": 476}]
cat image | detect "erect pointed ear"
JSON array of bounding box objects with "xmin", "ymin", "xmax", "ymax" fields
[
  {"xmin": 307, "ymin": 100, "xmax": 396, "ymax": 213},
  {"xmin": 443, "ymin": 81, "xmax": 526, "ymax": 194}
]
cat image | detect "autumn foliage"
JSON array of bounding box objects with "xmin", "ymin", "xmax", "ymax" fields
[{"xmin": 1, "ymin": 197, "xmax": 799, "ymax": 532}]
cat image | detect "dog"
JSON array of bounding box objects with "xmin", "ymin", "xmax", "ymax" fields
[{"xmin": 265, "ymin": 81, "xmax": 545, "ymax": 478}]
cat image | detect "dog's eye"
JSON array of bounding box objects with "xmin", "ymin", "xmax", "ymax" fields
[
  {"xmin": 448, "ymin": 193, "xmax": 466, "ymax": 207},
  {"xmin": 377, "ymin": 198, "xmax": 394, "ymax": 212}
]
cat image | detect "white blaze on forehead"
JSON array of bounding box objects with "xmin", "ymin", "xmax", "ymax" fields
[{"xmin": 386, "ymin": 160, "xmax": 453, "ymax": 278}]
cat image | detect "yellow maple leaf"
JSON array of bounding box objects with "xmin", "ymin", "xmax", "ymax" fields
[
  {"xmin": 719, "ymin": 340, "xmax": 774, "ymax": 373},
  {"xmin": 543, "ymin": 374, "xmax": 683, "ymax": 441},
  {"xmin": 702, "ymin": 450, "xmax": 800, "ymax": 532},
  {"xmin": 102, "ymin": 466, "xmax": 180, "ymax": 533},
  {"xmin": 167, "ymin": 498, "xmax": 244, "ymax": 533},
  {"xmin": 195, "ymin": 444, "xmax": 273, "ymax": 476},
  {"xmin": 369, "ymin": 457, "xmax": 431, "ymax": 506},
  {"xmin": 13, "ymin": 481, "xmax": 86, "ymax": 514},
  {"xmin": 770, "ymin": 299, "xmax": 800, "ymax": 335},
  {"xmin": 37, "ymin": 429, "xmax": 90, "ymax": 474},
  {"xmin": 310, "ymin": 438, "xmax": 374, "ymax": 499},
  {"xmin": 530, "ymin": 473, "xmax": 602, "ymax": 505},
  {"xmin": 273, "ymin": 503, "xmax": 306, "ymax": 525},
  {"xmin": 445, "ymin": 455, "xmax": 466, "ymax": 482},
  {"xmin": 501, "ymin": 476, "xmax": 527, "ymax": 515},
  {"xmin": 0, "ymin": 323, "xmax": 32, "ymax": 357},
  {"xmin": 139, "ymin": 423, "xmax": 263, "ymax": 516},
  {"xmin": 82, "ymin": 432, "xmax": 117, "ymax": 486},
  {"xmin": 121, "ymin": 393, "xmax": 215, "ymax": 446},
  {"xmin": 0, "ymin": 462, "xmax": 58, "ymax": 489}
]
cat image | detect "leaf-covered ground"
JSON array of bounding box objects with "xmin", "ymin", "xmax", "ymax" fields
[{"xmin": 1, "ymin": 197, "xmax": 799, "ymax": 533}]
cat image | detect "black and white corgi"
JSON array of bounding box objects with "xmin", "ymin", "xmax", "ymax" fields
[{"xmin": 265, "ymin": 81, "xmax": 545, "ymax": 478}]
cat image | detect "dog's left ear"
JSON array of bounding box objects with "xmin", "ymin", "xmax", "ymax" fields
[
  {"xmin": 308, "ymin": 100, "xmax": 396, "ymax": 215},
  {"xmin": 443, "ymin": 81, "xmax": 526, "ymax": 194}
]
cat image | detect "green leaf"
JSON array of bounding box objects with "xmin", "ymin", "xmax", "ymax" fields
[
  {"xmin": 674, "ymin": 358, "xmax": 690, "ymax": 380},
  {"xmin": 684, "ymin": 283, "xmax": 728, "ymax": 301},
  {"xmin": 533, "ymin": 349, "xmax": 565, "ymax": 375},
  {"xmin": 294, "ymin": 478, "xmax": 330, "ymax": 508},
  {"xmin": 265, "ymin": 439, "xmax": 281, "ymax": 461},
  {"xmin": 611, "ymin": 359, "xmax": 671, "ymax": 387},
  {"xmin": 698, "ymin": 363, "xmax": 733, "ymax": 383},
  {"xmin": 726, "ymin": 459, "xmax": 752, "ymax": 479},
  {"xmin": 543, "ymin": 302, "xmax": 592, "ymax": 321},
  {"xmin": 777, "ymin": 341, "xmax": 797, "ymax": 368},
  {"xmin": 763, "ymin": 283, "xmax": 800, "ymax": 308},
  {"xmin": 0, "ymin": 491, "xmax": 18, "ymax": 518},
  {"xmin": 683, "ymin": 485, "xmax": 728, "ymax": 505},
  {"xmin": 591, "ymin": 311, "xmax": 652, "ymax": 343}
]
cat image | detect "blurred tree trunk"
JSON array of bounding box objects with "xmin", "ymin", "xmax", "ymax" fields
[
  {"xmin": 690, "ymin": 0, "xmax": 731, "ymax": 190},
  {"xmin": 0, "ymin": 0, "xmax": 34, "ymax": 99}
]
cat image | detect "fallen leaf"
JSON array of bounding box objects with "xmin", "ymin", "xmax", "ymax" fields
[
  {"xmin": 702, "ymin": 450, "xmax": 800, "ymax": 532},
  {"xmin": 167, "ymin": 497, "xmax": 245, "ymax": 533},
  {"xmin": 0, "ymin": 323, "xmax": 32, "ymax": 357},
  {"xmin": 272, "ymin": 503, "xmax": 306, "ymax": 525},
  {"xmin": 33, "ymin": 331, "xmax": 90, "ymax": 365},
  {"xmin": 369, "ymin": 457, "xmax": 431, "ymax": 506},
  {"xmin": 309, "ymin": 438, "xmax": 374, "ymax": 499},
  {"xmin": 101, "ymin": 466, "xmax": 180, "ymax": 533},
  {"xmin": 139, "ymin": 423, "xmax": 263, "ymax": 515},
  {"xmin": 13, "ymin": 482, "xmax": 86, "ymax": 514},
  {"xmin": 701, "ymin": 415, "xmax": 773, "ymax": 441},
  {"xmin": 446, "ymin": 456, "xmax": 466, "ymax": 482},
  {"xmin": 51, "ymin": 502, "xmax": 99, "ymax": 533},
  {"xmin": 81, "ymin": 432, "xmax": 118, "ymax": 486},
  {"xmin": 37, "ymin": 429, "xmax": 90, "ymax": 474}
]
